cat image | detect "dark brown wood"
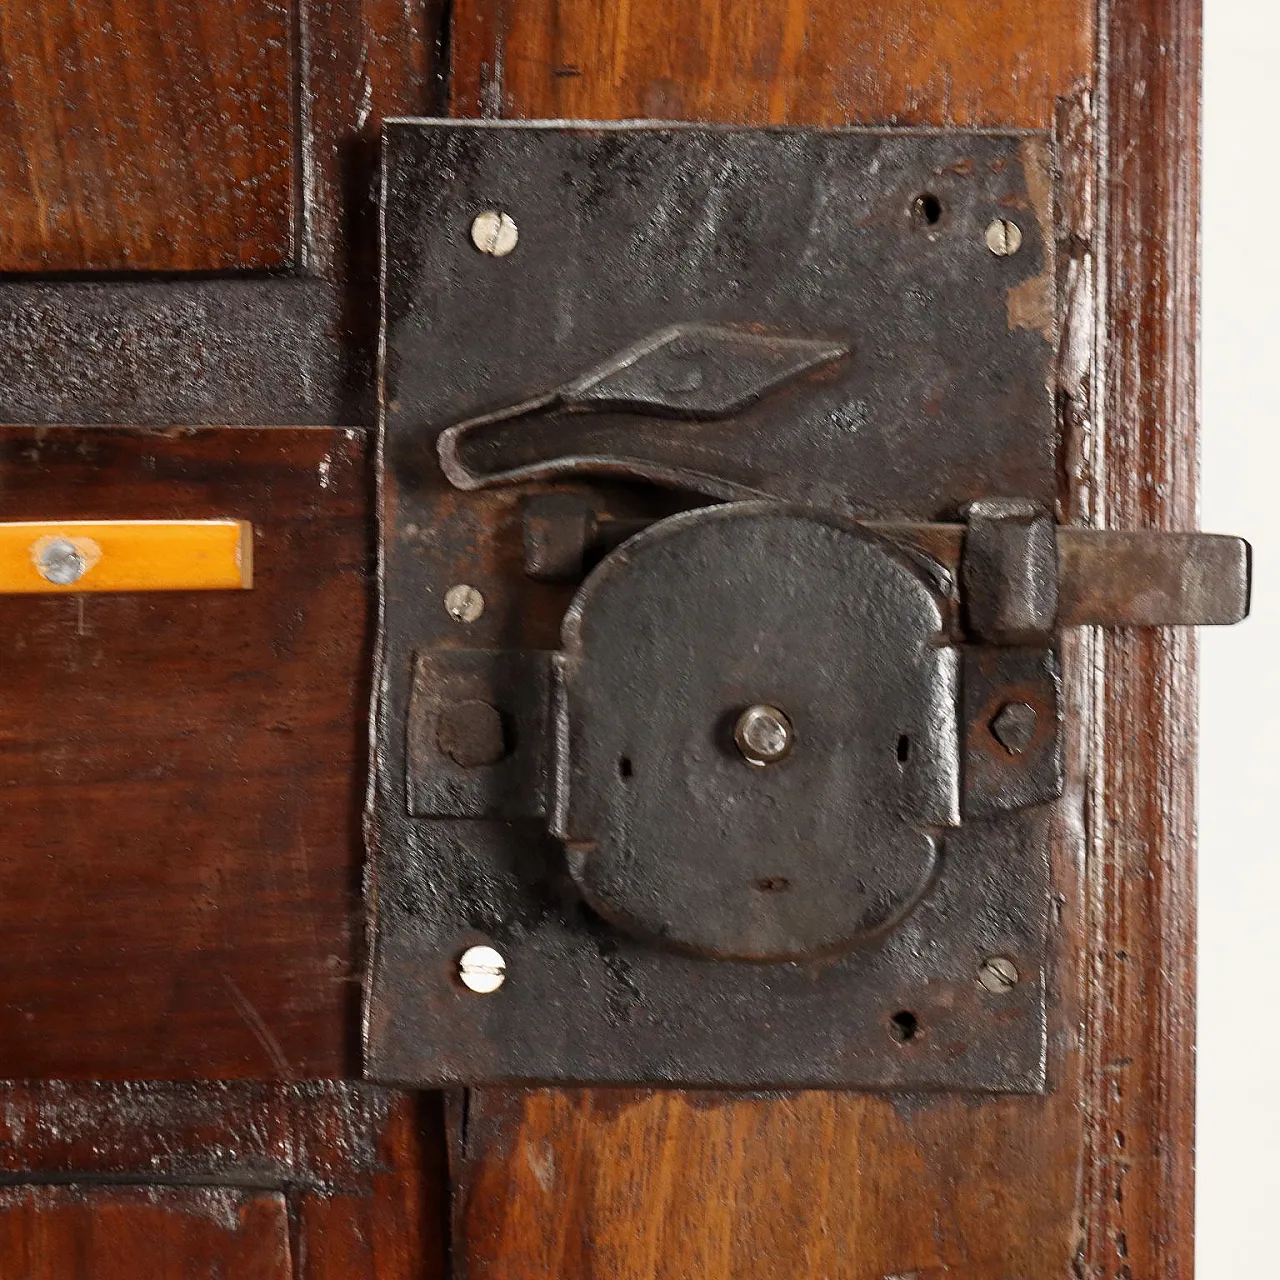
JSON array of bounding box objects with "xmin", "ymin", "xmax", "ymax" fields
[
  {"xmin": 0, "ymin": 1, "xmax": 295, "ymax": 272},
  {"xmin": 0, "ymin": 1186, "xmax": 292, "ymax": 1279},
  {"xmin": 0, "ymin": 427, "xmax": 368, "ymax": 1078},
  {"xmin": 0, "ymin": 1082, "xmax": 393, "ymax": 1186}
]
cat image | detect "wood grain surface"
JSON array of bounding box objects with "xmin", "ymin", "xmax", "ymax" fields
[
  {"xmin": 0, "ymin": 427, "xmax": 369, "ymax": 1078},
  {"xmin": 0, "ymin": 1186, "xmax": 292, "ymax": 1280},
  {"xmin": 0, "ymin": 1, "xmax": 295, "ymax": 272},
  {"xmin": 0, "ymin": 1084, "xmax": 446, "ymax": 1279},
  {"xmin": 450, "ymin": 0, "xmax": 1092, "ymax": 127},
  {"xmin": 1078, "ymin": 0, "xmax": 1203, "ymax": 1275}
]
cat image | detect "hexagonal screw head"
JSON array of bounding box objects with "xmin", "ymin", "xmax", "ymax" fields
[{"xmin": 990, "ymin": 701, "xmax": 1037, "ymax": 755}]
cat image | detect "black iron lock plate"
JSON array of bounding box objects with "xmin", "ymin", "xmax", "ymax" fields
[{"xmin": 368, "ymin": 121, "xmax": 1249, "ymax": 1091}]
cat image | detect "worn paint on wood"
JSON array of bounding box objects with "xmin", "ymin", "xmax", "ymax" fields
[{"xmin": 0, "ymin": 520, "xmax": 252, "ymax": 593}]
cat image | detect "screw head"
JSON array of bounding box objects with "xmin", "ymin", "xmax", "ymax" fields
[
  {"xmin": 734, "ymin": 704, "xmax": 794, "ymax": 766},
  {"xmin": 990, "ymin": 701, "xmax": 1038, "ymax": 755},
  {"xmin": 979, "ymin": 956, "xmax": 1019, "ymax": 994},
  {"xmin": 35, "ymin": 537, "xmax": 86, "ymax": 586},
  {"xmin": 985, "ymin": 218, "xmax": 1023, "ymax": 256},
  {"xmin": 470, "ymin": 210, "xmax": 519, "ymax": 257},
  {"xmin": 444, "ymin": 583, "xmax": 485, "ymax": 624},
  {"xmin": 458, "ymin": 944, "xmax": 506, "ymax": 993}
]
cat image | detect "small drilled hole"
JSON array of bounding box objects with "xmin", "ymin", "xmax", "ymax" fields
[
  {"xmin": 896, "ymin": 734, "xmax": 911, "ymax": 764},
  {"xmin": 889, "ymin": 1010, "xmax": 920, "ymax": 1043},
  {"xmin": 618, "ymin": 756, "xmax": 634, "ymax": 780},
  {"xmin": 755, "ymin": 877, "xmax": 791, "ymax": 893},
  {"xmin": 913, "ymin": 192, "xmax": 943, "ymax": 225}
]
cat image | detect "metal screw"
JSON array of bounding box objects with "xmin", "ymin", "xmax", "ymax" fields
[
  {"xmin": 458, "ymin": 944, "xmax": 506, "ymax": 993},
  {"xmin": 985, "ymin": 218, "xmax": 1023, "ymax": 256},
  {"xmin": 990, "ymin": 701, "xmax": 1037, "ymax": 755},
  {"xmin": 444, "ymin": 583, "xmax": 485, "ymax": 624},
  {"xmin": 734, "ymin": 704, "xmax": 793, "ymax": 766},
  {"xmin": 35, "ymin": 538, "xmax": 86, "ymax": 586},
  {"xmin": 470, "ymin": 210, "xmax": 519, "ymax": 257},
  {"xmin": 979, "ymin": 956, "xmax": 1019, "ymax": 994}
]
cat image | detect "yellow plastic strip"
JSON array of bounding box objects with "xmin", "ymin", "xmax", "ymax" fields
[{"xmin": 0, "ymin": 521, "xmax": 253, "ymax": 593}]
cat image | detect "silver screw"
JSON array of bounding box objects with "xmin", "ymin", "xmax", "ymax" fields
[
  {"xmin": 979, "ymin": 956, "xmax": 1019, "ymax": 994},
  {"xmin": 470, "ymin": 210, "xmax": 519, "ymax": 257},
  {"xmin": 36, "ymin": 538, "xmax": 86, "ymax": 586},
  {"xmin": 444, "ymin": 583, "xmax": 485, "ymax": 624},
  {"xmin": 985, "ymin": 218, "xmax": 1023, "ymax": 257},
  {"xmin": 734, "ymin": 704, "xmax": 793, "ymax": 766},
  {"xmin": 458, "ymin": 944, "xmax": 506, "ymax": 993}
]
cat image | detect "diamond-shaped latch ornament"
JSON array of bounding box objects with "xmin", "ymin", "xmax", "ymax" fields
[{"xmin": 368, "ymin": 121, "xmax": 1250, "ymax": 1092}]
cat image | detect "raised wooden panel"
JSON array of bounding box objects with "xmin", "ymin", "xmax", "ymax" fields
[
  {"xmin": 0, "ymin": 1083, "xmax": 449, "ymax": 1280},
  {"xmin": 0, "ymin": 428, "xmax": 368, "ymax": 1078},
  {"xmin": 450, "ymin": 0, "xmax": 1092, "ymax": 127},
  {"xmin": 0, "ymin": 1, "xmax": 294, "ymax": 271},
  {"xmin": 0, "ymin": 1186, "xmax": 291, "ymax": 1280}
]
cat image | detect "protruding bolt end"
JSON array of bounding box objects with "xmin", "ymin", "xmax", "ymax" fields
[
  {"xmin": 458, "ymin": 944, "xmax": 506, "ymax": 994},
  {"xmin": 734, "ymin": 704, "xmax": 794, "ymax": 766},
  {"xmin": 470, "ymin": 210, "xmax": 519, "ymax": 257},
  {"xmin": 985, "ymin": 218, "xmax": 1023, "ymax": 256},
  {"xmin": 990, "ymin": 701, "xmax": 1038, "ymax": 755},
  {"xmin": 979, "ymin": 956, "xmax": 1019, "ymax": 994},
  {"xmin": 36, "ymin": 538, "xmax": 86, "ymax": 586},
  {"xmin": 444, "ymin": 583, "xmax": 485, "ymax": 624}
]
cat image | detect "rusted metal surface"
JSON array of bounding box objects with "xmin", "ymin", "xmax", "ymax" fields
[
  {"xmin": 519, "ymin": 499, "xmax": 1249, "ymax": 626},
  {"xmin": 554, "ymin": 503, "xmax": 960, "ymax": 962},
  {"xmin": 962, "ymin": 498, "xmax": 1058, "ymax": 643},
  {"xmin": 1058, "ymin": 527, "xmax": 1251, "ymax": 626},
  {"xmin": 388, "ymin": 123, "xmax": 1056, "ymax": 518},
  {"xmin": 371, "ymin": 122, "xmax": 1062, "ymax": 1090},
  {"xmin": 370, "ymin": 121, "xmax": 1249, "ymax": 1091},
  {"xmin": 0, "ymin": 280, "xmax": 345, "ymax": 426},
  {"xmin": 407, "ymin": 649, "xmax": 551, "ymax": 819}
]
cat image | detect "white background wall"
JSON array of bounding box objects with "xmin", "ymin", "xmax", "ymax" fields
[{"xmin": 1199, "ymin": 6, "xmax": 1279, "ymax": 1273}]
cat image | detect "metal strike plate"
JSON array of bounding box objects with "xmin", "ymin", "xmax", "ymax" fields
[{"xmin": 369, "ymin": 121, "xmax": 1249, "ymax": 1091}]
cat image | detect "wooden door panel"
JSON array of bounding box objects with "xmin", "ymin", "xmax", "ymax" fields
[
  {"xmin": 0, "ymin": 1, "xmax": 294, "ymax": 272},
  {"xmin": 0, "ymin": 1083, "xmax": 447, "ymax": 1279},
  {"xmin": 0, "ymin": 427, "xmax": 367, "ymax": 1078},
  {"xmin": 0, "ymin": 0, "xmax": 1204, "ymax": 1274}
]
